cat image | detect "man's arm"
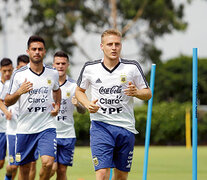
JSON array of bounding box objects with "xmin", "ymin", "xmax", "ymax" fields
[
  {"xmin": 51, "ymin": 88, "xmax": 61, "ymax": 116},
  {"xmin": 75, "ymin": 86, "xmax": 99, "ymax": 113},
  {"xmin": 0, "ymin": 100, "xmax": 12, "ymax": 120},
  {"xmin": 4, "ymin": 79, "xmax": 33, "ymax": 107},
  {"xmin": 71, "ymin": 96, "xmax": 86, "ymax": 114},
  {"xmin": 124, "ymin": 81, "xmax": 152, "ymax": 100}
]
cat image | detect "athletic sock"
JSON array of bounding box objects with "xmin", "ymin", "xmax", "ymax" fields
[{"xmin": 4, "ymin": 175, "xmax": 12, "ymax": 180}]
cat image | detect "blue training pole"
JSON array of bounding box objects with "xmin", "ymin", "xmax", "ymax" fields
[
  {"xmin": 109, "ymin": 168, "xmax": 113, "ymax": 180},
  {"xmin": 192, "ymin": 48, "xmax": 198, "ymax": 180},
  {"xmin": 142, "ymin": 64, "xmax": 156, "ymax": 180}
]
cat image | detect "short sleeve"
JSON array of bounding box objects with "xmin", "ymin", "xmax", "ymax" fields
[
  {"xmin": 77, "ymin": 63, "xmax": 90, "ymax": 90},
  {"xmin": 133, "ymin": 63, "xmax": 148, "ymax": 89},
  {"xmin": 8, "ymin": 73, "xmax": 19, "ymax": 95},
  {"xmin": 53, "ymin": 70, "xmax": 60, "ymax": 91}
]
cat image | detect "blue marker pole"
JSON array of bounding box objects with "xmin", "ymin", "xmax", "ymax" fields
[
  {"xmin": 109, "ymin": 168, "xmax": 113, "ymax": 180},
  {"xmin": 192, "ymin": 48, "xmax": 198, "ymax": 180},
  {"xmin": 142, "ymin": 64, "xmax": 156, "ymax": 180}
]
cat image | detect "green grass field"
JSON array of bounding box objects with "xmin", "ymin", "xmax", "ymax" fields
[{"xmin": 0, "ymin": 146, "xmax": 206, "ymax": 180}]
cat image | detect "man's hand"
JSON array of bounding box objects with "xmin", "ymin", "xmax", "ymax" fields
[
  {"xmin": 124, "ymin": 81, "xmax": 152, "ymax": 100},
  {"xmin": 17, "ymin": 78, "xmax": 33, "ymax": 96},
  {"xmin": 124, "ymin": 81, "xmax": 138, "ymax": 97},
  {"xmin": 71, "ymin": 96, "xmax": 78, "ymax": 106},
  {"xmin": 87, "ymin": 99, "xmax": 99, "ymax": 113},
  {"xmin": 50, "ymin": 102, "xmax": 60, "ymax": 116},
  {"xmin": 5, "ymin": 110, "xmax": 12, "ymax": 120}
]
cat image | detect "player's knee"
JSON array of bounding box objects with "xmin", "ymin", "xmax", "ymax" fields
[
  {"xmin": 6, "ymin": 165, "xmax": 18, "ymax": 173},
  {"xmin": 20, "ymin": 165, "xmax": 30, "ymax": 175},
  {"xmin": 50, "ymin": 168, "xmax": 56, "ymax": 177},
  {"xmin": 96, "ymin": 168, "xmax": 110, "ymax": 180},
  {"xmin": 30, "ymin": 161, "xmax": 36, "ymax": 169},
  {"xmin": 57, "ymin": 166, "xmax": 67, "ymax": 174},
  {"xmin": 0, "ymin": 164, "xmax": 4, "ymax": 169},
  {"xmin": 114, "ymin": 169, "xmax": 128, "ymax": 180},
  {"xmin": 11, "ymin": 165, "xmax": 18, "ymax": 172},
  {"xmin": 42, "ymin": 162, "xmax": 53, "ymax": 170},
  {"xmin": 114, "ymin": 175, "xmax": 128, "ymax": 180},
  {"xmin": 41, "ymin": 159, "xmax": 54, "ymax": 170},
  {"xmin": 0, "ymin": 160, "xmax": 5, "ymax": 169}
]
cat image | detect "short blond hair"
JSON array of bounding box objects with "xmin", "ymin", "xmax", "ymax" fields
[{"xmin": 101, "ymin": 29, "xmax": 122, "ymax": 42}]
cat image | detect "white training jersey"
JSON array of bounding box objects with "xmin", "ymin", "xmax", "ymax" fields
[
  {"xmin": 55, "ymin": 76, "xmax": 76, "ymax": 138},
  {"xmin": 0, "ymin": 80, "xmax": 19, "ymax": 135},
  {"xmin": 77, "ymin": 58, "xmax": 148, "ymax": 134},
  {"xmin": 0, "ymin": 81, "xmax": 6, "ymax": 132},
  {"xmin": 8, "ymin": 63, "xmax": 59, "ymax": 134}
]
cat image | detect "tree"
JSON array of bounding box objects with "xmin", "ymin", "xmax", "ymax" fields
[
  {"xmin": 147, "ymin": 55, "xmax": 207, "ymax": 104},
  {"xmin": 0, "ymin": 0, "xmax": 189, "ymax": 63},
  {"xmin": 0, "ymin": 18, "xmax": 2, "ymax": 31}
]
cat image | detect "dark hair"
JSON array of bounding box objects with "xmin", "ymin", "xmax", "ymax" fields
[
  {"xmin": 54, "ymin": 51, "xmax": 69, "ymax": 62},
  {"xmin": 27, "ymin": 35, "xmax": 45, "ymax": 49},
  {"xmin": 17, "ymin": 55, "xmax": 29, "ymax": 66},
  {"xmin": 0, "ymin": 58, "xmax": 13, "ymax": 67}
]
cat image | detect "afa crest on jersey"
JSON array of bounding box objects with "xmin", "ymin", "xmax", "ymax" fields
[
  {"xmin": 120, "ymin": 75, "xmax": 127, "ymax": 83},
  {"xmin": 16, "ymin": 153, "xmax": 21, "ymax": 162},
  {"xmin": 66, "ymin": 91, "xmax": 71, "ymax": 98},
  {"xmin": 47, "ymin": 79, "xmax": 52, "ymax": 85},
  {"xmin": 92, "ymin": 156, "xmax": 99, "ymax": 166},
  {"xmin": 9, "ymin": 155, "xmax": 14, "ymax": 163}
]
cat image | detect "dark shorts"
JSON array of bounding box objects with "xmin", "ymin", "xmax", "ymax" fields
[
  {"xmin": 15, "ymin": 128, "xmax": 56, "ymax": 165},
  {"xmin": 6, "ymin": 134, "xmax": 16, "ymax": 165},
  {"xmin": 90, "ymin": 121, "xmax": 135, "ymax": 172},
  {"xmin": 55, "ymin": 138, "xmax": 76, "ymax": 166},
  {"xmin": 0, "ymin": 133, "xmax": 6, "ymax": 160}
]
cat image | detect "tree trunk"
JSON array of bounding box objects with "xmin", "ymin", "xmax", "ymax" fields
[{"xmin": 109, "ymin": 0, "xmax": 117, "ymax": 29}]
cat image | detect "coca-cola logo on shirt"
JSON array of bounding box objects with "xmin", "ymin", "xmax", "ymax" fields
[
  {"xmin": 99, "ymin": 85, "xmax": 122, "ymax": 94},
  {"xmin": 29, "ymin": 87, "xmax": 48, "ymax": 95}
]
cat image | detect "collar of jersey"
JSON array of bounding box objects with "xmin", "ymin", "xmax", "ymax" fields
[
  {"xmin": 60, "ymin": 79, "xmax": 67, "ymax": 87},
  {"xmin": 27, "ymin": 63, "xmax": 45, "ymax": 76},
  {"xmin": 101, "ymin": 58, "xmax": 121, "ymax": 73}
]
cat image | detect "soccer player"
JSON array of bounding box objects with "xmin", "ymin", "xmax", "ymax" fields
[
  {"xmin": 51, "ymin": 51, "xmax": 85, "ymax": 179},
  {"xmin": 2, "ymin": 55, "xmax": 38, "ymax": 180},
  {"xmin": 0, "ymin": 55, "xmax": 37, "ymax": 180},
  {"xmin": 75, "ymin": 29, "xmax": 152, "ymax": 180},
  {"xmin": 0, "ymin": 55, "xmax": 29, "ymax": 180},
  {"xmin": 0, "ymin": 58, "xmax": 13, "ymax": 173},
  {"xmin": 16, "ymin": 55, "xmax": 37, "ymax": 180},
  {"xmin": 5, "ymin": 35, "xmax": 61, "ymax": 180},
  {"xmin": 16, "ymin": 54, "xmax": 30, "ymax": 69}
]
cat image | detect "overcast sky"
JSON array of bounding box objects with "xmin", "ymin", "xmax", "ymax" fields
[
  {"xmin": 0, "ymin": 0, "xmax": 207, "ymax": 79},
  {"xmin": 156, "ymin": 0, "xmax": 207, "ymax": 60}
]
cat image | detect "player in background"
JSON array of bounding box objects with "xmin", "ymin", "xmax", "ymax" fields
[
  {"xmin": 5, "ymin": 35, "xmax": 61, "ymax": 180},
  {"xmin": 0, "ymin": 58, "xmax": 13, "ymax": 174},
  {"xmin": 51, "ymin": 51, "xmax": 85, "ymax": 179},
  {"xmin": 16, "ymin": 55, "xmax": 37, "ymax": 180},
  {"xmin": 0, "ymin": 55, "xmax": 29, "ymax": 180},
  {"xmin": 0, "ymin": 55, "xmax": 37, "ymax": 180},
  {"xmin": 75, "ymin": 29, "xmax": 152, "ymax": 180}
]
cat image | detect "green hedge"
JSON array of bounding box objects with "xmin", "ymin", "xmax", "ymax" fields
[
  {"xmin": 74, "ymin": 102, "xmax": 207, "ymax": 145},
  {"xmin": 73, "ymin": 111, "xmax": 90, "ymax": 145},
  {"xmin": 135, "ymin": 102, "xmax": 187, "ymax": 145}
]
